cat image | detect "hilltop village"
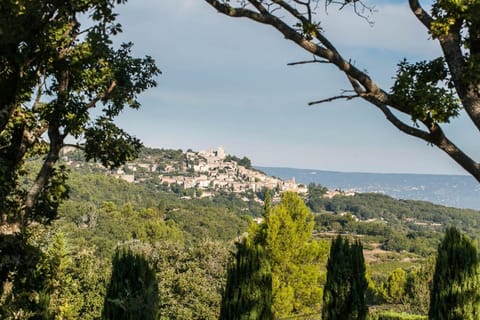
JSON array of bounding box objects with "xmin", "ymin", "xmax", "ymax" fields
[
  {"xmin": 117, "ymin": 147, "xmax": 308, "ymax": 199},
  {"xmin": 62, "ymin": 146, "xmax": 354, "ymax": 201}
]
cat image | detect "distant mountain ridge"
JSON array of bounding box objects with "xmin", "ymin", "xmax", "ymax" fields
[{"xmin": 257, "ymin": 167, "xmax": 480, "ymax": 210}]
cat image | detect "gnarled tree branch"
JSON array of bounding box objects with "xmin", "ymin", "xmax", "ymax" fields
[{"xmin": 204, "ymin": 0, "xmax": 480, "ymax": 182}]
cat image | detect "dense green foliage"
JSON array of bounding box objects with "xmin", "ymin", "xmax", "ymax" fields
[
  {"xmin": 0, "ymin": 153, "xmax": 478, "ymax": 319},
  {"xmin": 310, "ymin": 192, "xmax": 480, "ymax": 236},
  {"xmin": 369, "ymin": 311, "xmax": 427, "ymax": 320},
  {"xmin": 6, "ymin": 0, "xmax": 480, "ymax": 318},
  {"xmin": 58, "ymin": 168, "xmax": 249, "ymax": 247},
  {"xmin": 103, "ymin": 246, "xmax": 159, "ymax": 320},
  {"xmin": 266, "ymin": 192, "xmax": 328, "ymax": 318},
  {"xmin": 0, "ymin": 230, "xmax": 108, "ymax": 319},
  {"xmin": 0, "ymin": 3, "xmax": 159, "ymax": 316},
  {"xmin": 220, "ymin": 238, "xmax": 272, "ymax": 320},
  {"xmin": 220, "ymin": 192, "xmax": 328, "ymax": 319},
  {"xmin": 311, "ymin": 190, "xmax": 480, "ymax": 256},
  {"xmin": 0, "ymin": 162, "xmax": 245, "ymax": 319},
  {"xmin": 404, "ymin": 257, "xmax": 435, "ymax": 314},
  {"xmin": 152, "ymin": 239, "xmax": 229, "ymax": 319},
  {"xmin": 323, "ymin": 236, "xmax": 368, "ymax": 320},
  {"xmin": 429, "ymin": 227, "xmax": 480, "ymax": 319},
  {"xmin": 140, "ymin": 148, "xmax": 186, "ymax": 173},
  {"xmin": 225, "ymin": 155, "xmax": 253, "ymax": 169},
  {"xmin": 2, "ymin": 161, "xmax": 480, "ymax": 318},
  {"xmin": 0, "ymin": 0, "xmax": 159, "ymax": 227},
  {"xmin": 381, "ymin": 268, "xmax": 407, "ymax": 305}
]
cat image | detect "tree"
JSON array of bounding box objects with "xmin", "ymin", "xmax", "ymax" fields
[
  {"xmin": 264, "ymin": 192, "xmax": 328, "ymax": 318},
  {"xmin": 103, "ymin": 246, "xmax": 160, "ymax": 320},
  {"xmin": 40, "ymin": 232, "xmax": 80, "ymax": 319},
  {"xmin": 429, "ymin": 227, "xmax": 480, "ymax": 319},
  {"xmin": 219, "ymin": 237, "xmax": 272, "ymax": 320},
  {"xmin": 0, "ymin": 230, "xmax": 103, "ymax": 319},
  {"xmin": 322, "ymin": 236, "xmax": 368, "ymax": 320},
  {"xmin": 69, "ymin": 247, "xmax": 108, "ymax": 320},
  {"xmin": 404, "ymin": 256, "xmax": 435, "ymax": 315},
  {"xmin": 144, "ymin": 239, "xmax": 230, "ymax": 320},
  {"xmin": 382, "ymin": 268, "xmax": 407, "ymax": 305},
  {"xmin": 307, "ymin": 183, "xmax": 328, "ymax": 212},
  {"xmin": 0, "ymin": 0, "xmax": 160, "ymax": 229},
  {"xmin": 221, "ymin": 192, "xmax": 326, "ymax": 318},
  {"xmin": 0, "ymin": 231, "xmax": 46, "ymax": 318},
  {"xmin": 203, "ymin": 0, "xmax": 480, "ymax": 182}
]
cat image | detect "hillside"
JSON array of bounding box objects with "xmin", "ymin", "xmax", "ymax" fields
[
  {"xmin": 57, "ymin": 150, "xmax": 480, "ymax": 258},
  {"xmin": 258, "ymin": 166, "xmax": 480, "ymax": 210},
  {"xmin": 27, "ymin": 147, "xmax": 480, "ymax": 319},
  {"xmin": 61, "ymin": 147, "xmax": 307, "ymax": 207},
  {"xmin": 64, "ymin": 146, "xmax": 480, "ymax": 210},
  {"xmin": 60, "ymin": 147, "xmax": 480, "ymax": 241}
]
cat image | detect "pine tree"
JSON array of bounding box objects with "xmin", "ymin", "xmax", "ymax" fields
[
  {"xmin": 219, "ymin": 237, "xmax": 272, "ymax": 320},
  {"xmin": 322, "ymin": 236, "xmax": 368, "ymax": 320},
  {"xmin": 103, "ymin": 246, "xmax": 159, "ymax": 320},
  {"xmin": 266, "ymin": 192, "xmax": 326, "ymax": 318},
  {"xmin": 41, "ymin": 232, "xmax": 80, "ymax": 319},
  {"xmin": 429, "ymin": 227, "xmax": 480, "ymax": 319},
  {"xmin": 220, "ymin": 192, "xmax": 327, "ymax": 319}
]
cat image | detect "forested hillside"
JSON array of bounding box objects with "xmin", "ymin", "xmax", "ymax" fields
[
  {"xmin": 259, "ymin": 166, "xmax": 480, "ymax": 210},
  {"xmin": 2, "ymin": 152, "xmax": 480, "ymax": 319},
  {"xmin": 3, "ymin": 0, "xmax": 480, "ymax": 317}
]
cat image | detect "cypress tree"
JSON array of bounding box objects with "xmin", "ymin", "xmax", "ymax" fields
[
  {"xmin": 322, "ymin": 236, "xmax": 368, "ymax": 320},
  {"xmin": 429, "ymin": 227, "xmax": 480, "ymax": 319},
  {"xmin": 219, "ymin": 237, "xmax": 272, "ymax": 320},
  {"xmin": 103, "ymin": 247, "xmax": 159, "ymax": 320},
  {"xmin": 219, "ymin": 191, "xmax": 273, "ymax": 320},
  {"xmin": 350, "ymin": 240, "xmax": 368, "ymax": 319}
]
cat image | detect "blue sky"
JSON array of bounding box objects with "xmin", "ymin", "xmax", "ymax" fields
[{"xmin": 110, "ymin": 0, "xmax": 477, "ymax": 175}]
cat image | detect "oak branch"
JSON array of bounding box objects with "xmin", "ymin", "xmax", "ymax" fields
[{"xmin": 203, "ymin": 0, "xmax": 480, "ymax": 182}]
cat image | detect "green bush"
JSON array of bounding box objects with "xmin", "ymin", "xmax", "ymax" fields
[{"xmin": 369, "ymin": 311, "xmax": 427, "ymax": 320}]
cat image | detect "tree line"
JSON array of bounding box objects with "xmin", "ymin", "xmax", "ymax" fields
[
  {"xmin": 2, "ymin": 0, "xmax": 480, "ymax": 319},
  {"xmin": 1, "ymin": 166, "xmax": 480, "ymax": 318},
  {"xmin": 220, "ymin": 193, "xmax": 480, "ymax": 320}
]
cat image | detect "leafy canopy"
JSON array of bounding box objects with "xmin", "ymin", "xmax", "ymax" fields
[{"xmin": 0, "ymin": 0, "xmax": 160, "ymax": 227}]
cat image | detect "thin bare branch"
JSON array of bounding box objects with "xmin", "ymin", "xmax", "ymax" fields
[
  {"xmin": 270, "ymin": 4, "xmax": 282, "ymax": 14},
  {"xmin": 249, "ymin": 0, "xmax": 269, "ymax": 14},
  {"xmin": 370, "ymin": 100, "xmax": 431, "ymax": 141},
  {"xmin": 204, "ymin": 0, "xmax": 390, "ymax": 107},
  {"xmin": 287, "ymin": 58, "xmax": 328, "ymax": 66},
  {"xmin": 292, "ymin": 0, "xmax": 312, "ymax": 22},
  {"xmin": 308, "ymin": 94, "xmax": 359, "ymax": 105},
  {"xmin": 206, "ymin": 0, "xmax": 267, "ymax": 21},
  {"xmin": 346, "ymin": 75, "xmax": 366, "ymax": 95},
  {"xmin": 325, "ymin": 0, "xmax": 376, "ymax": 25},
  {"xmin": 272, "ymin": 0, "xmax": 339, "ymax": 53},
  {"xmin": 424, "ymin": 120, "xmax": 480, "ymax": 178},
  {"xmin": 365, "ymin": 97, "xmax": 480, "ymax": 182}
]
